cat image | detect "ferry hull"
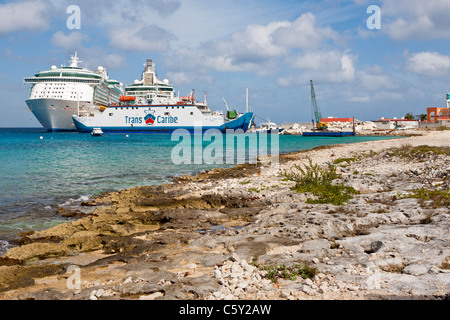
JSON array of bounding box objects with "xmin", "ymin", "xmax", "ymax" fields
[
  {"xmin": 73, "ymin": 112, "xmax": 254, "ymax": 134},
  {"xmin": 26, "ymin": 99, "xmax": 90, "ymax": 132}
]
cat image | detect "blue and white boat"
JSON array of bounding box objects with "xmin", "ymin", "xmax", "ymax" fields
[{"xmin": 72, "ymin": 59, "xmax": 253, "ymax": 133}]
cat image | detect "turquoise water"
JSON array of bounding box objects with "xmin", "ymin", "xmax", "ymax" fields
[{"xmin": 0, "ymin": 128, "xmax": 398, "ymax": 253}]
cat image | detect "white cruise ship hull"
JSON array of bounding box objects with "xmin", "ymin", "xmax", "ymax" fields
[{"xmin": 26, "ymin": 99, "xmax": 92, "ymax": 131}]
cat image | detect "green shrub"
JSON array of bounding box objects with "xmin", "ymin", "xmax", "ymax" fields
[
  {"xmin": 388, "ymin": 145, "xmax": 450, "ymax": 160},
  {"xmin": 259, "ymin": 263, "xmax": 318, "ymax": 283},
  {"xmin": 404, "ymin": 187, "xmax": 450, "ymax": 208},
  {"xmin": 282, "ymin": 158, "xmax": 359, "ymax": 205}
]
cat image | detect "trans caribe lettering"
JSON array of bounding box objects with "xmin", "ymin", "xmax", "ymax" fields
[{"xmin": 125, "ymin": 116, "xmax": 179, "ymax": 124}]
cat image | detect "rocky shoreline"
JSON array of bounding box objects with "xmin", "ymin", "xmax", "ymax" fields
[{"xmin": 0, "ymin": 130, "xmax": 449, "ymax": 300}]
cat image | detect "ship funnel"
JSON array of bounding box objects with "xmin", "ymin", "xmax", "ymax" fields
[
  {"xmin": 146, "ymin": 59, "xmax": 153, "ymax": 72},
  {"xmin": 143, "ymin": 59, "xmax": 155, "ymax": 85}
]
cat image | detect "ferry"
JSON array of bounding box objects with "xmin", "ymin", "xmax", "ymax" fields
[
  {"xmin": 72, "ymin": 60, "xmax": 253, "ymax": 133},
  {"xmin": 24, "ymin": 52, "xmax": 123, "ymax": 131}
]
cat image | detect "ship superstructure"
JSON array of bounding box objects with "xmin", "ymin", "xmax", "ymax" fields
[
  {"xmin": 124, "ymin": 59, "xmax": 179, "ymax": 105},
  {"xmin": 24, "ymin": 52, "xmax": 123, "ymax": 131}
]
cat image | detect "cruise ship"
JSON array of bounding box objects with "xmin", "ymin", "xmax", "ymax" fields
[
  {"xmin": 72, "ymin": 60, "xmax": 254, "ymax": 133},
  {"xmin": 24, "ymin": 52, "xmax": 123, "ymax": 131}
]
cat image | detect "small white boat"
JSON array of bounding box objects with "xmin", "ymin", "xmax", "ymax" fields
[
  {"xmin": 91, "ymin": 128, "xmax": 104, "ymax": 136},
  {"xmin": 248, "ymin": 120, "xmax": 284, "ymax": 134}
]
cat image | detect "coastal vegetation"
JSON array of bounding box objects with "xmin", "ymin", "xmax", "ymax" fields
[
  {"xmin": 387, "ymin": 144, "xmax": 450, "ymax": 160},
  {"xmin": 282, "ymin": 158, "xmax": 359, "ymax": 205},
  {"xmin": 257, "ymin": 263, "xmax": 318, "ymax": 283},
  {"xmin": 331, "ymin": 150, "xmax": 377, "ymax": 166},
  {"xmin": 403, "ymin": 188, "xmax": 450, "ymax": 209}
]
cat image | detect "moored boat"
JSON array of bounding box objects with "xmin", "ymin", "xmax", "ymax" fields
[
  {"xmin": 72, "ymin": 60, "xmax": 253, "ymax": 133},
  {"xmin": 90, "ymin": 128, "xmax": 104, "ymax": 136},
  {"xmin": 24, "ymin": 52, "xmax": 123, "ymax": 131}
]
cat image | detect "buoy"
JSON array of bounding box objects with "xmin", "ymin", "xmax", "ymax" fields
[
  {"xmin": 40, "ymin": 136, "xmax": 43, "ymax": 140},
  {"xmin": 125, "ymin": 135, "xmax": 129, "ymax": 138}
]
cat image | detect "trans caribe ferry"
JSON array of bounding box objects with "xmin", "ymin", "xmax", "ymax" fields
[{"xmin": 72, "ymin": 59, "xmax": 253, "ymax": 133}]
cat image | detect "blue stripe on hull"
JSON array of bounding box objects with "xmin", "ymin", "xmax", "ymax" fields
[
  {"xmin": 302, "ymin": 131, "xmax": 356, "ymax": 137},
  {"xmin": 49, "ymin": 128, "xmax": 78, "ymax": 132}
]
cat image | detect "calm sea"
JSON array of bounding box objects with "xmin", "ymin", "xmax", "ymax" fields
[{"xmin": 0, "ymin": 128, "xmax": 398, "ymax": 254}]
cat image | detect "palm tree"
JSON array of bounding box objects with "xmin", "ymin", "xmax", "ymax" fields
[
  {"xmin": 404, "ymin": 112, "xmax": 415, "ymax": 120},
  {"xmin": 417, "ymin": 114, "xmax": 427, "ymax": 121}
]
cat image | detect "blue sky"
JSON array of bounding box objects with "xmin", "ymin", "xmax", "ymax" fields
[{"xmin": 1, "ymin": 0, "xmax": 450, "ymax": 127}]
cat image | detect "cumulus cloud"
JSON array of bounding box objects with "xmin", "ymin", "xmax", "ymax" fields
[
  {"xmin": 357, "ymin": 69, "xmax": 398, "ymax": 91},
  {"xmin": 166, "ymin": 12, "xmax": 346, "ymax": 77},
  {"xmin": 165, "ymin": 71, "xmax": 213, "ymax": 86},
  {"xmin": 381, "ymin": 0, "xmax": 450, "ymax": 41},
  {"xmin": 46, "ymin": 0, "xmax": 181, "ymax": 21},
  {"xmin": 279, "ymin": 50, "xmax": 357, "ymax": 85},
  {"xmin": 45, "ymin": 0, "xmax": 180, "ymax": 53},
  {"xmin": 272, "ymin": 13, "xmax": 341, "ymax": 49},
  {"xmin": 227, "ymin": 21, "xmax": 291, "ymax": 61},
  {"xmin": 0, "ymin": 0, "xmax": 50, "ymax": 34},
  {"xmin": 50, "ymin": 31, "xmax": 126, "ymax": 70},
  {"xmin": 405, "ymin": 51, "xmax": 450, "ymax": 76},
  {"xmin": 51, "ymin": 31, "xmax": 89, "ymax": 51},
  {"xmin": 345, "ymin": 66, "xmax": 402, "ymax": 104},
  {"xmin": 109, "ymin": 23, "xmax": 175, "ymax": 52}
]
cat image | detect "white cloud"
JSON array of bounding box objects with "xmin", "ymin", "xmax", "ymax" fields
[
  {"xmin": 227, "ymin": 21, "xmax": 291, "ymax": 61},
  {"xmin": 405, "ymin": 51, "xmax": 450, "ymax": 76},
  {"xmin": 45, "ymin": 0, "xmax": 180, "ymax": 53},
  {"xmin": 381, "ymin": 0, "xmax": 450, "ymax": 41},
  {"xmin": 166, "ymin": 12, "xmax": 346, "ymax": 78},
  {"xmin": 357, "ymin": 70, "xmax": 398, "ymax": 91},
  {"xmin": 50, "ymin": 31, "xmax": 126, "ymax": 70},
  {"xmin": 348, "ymin": 96, "xmax": 371, "ymax": 103},
  {"xmin": 47, "ymin": 0, "xmax": 181, "ymax": 21},
  {"xmin": 272, "ymin": 13, "xmax": 341, "ymax": 49},
  {"xmin": 0, "ymin": 0, "xmax": 50, "ymax": 34},
  {"xmin": 102, "ymin": 54, "xmax": 126, "ymax": 70},
  {"xmin": 164, "ymin": 20, "xmax": 290, "ymax": 76},
  {"xmin": 51, "ymin": 31, "xmax": 89, "ymax": 51},
  {"xmin": 165, "ymin": 71, "xmax": 213, "ymax": 86},
  {"xmin": 109, "ymin": 23, "xmax": 175, "ymax": 52},
  {"xmin": 280, "ymin": 50, "xmax": 357, "ymax": 85}
]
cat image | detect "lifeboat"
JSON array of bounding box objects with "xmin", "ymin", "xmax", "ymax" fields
[
  {"xmin": 119, "ymin": 96, "xmax": 136, "ymax": 102},
  {"xmin": 181, "ymin": 95, "xmax": 194, "ymax": 102}
]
